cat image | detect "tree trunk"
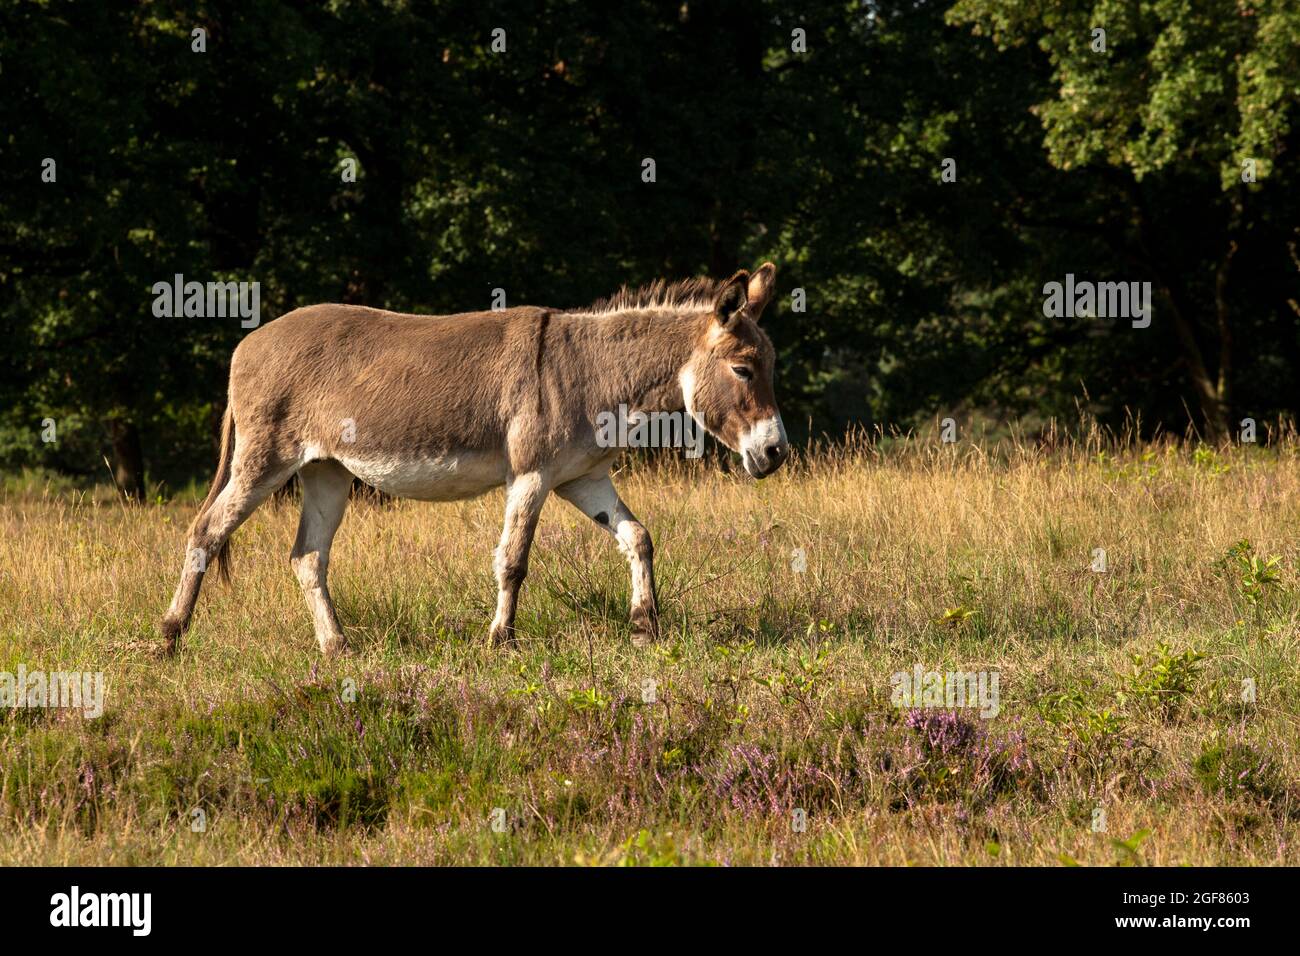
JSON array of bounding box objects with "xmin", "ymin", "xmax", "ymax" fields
[
  {"xmin": 1213, "ymin": 239, "xmax": 1238, "ymax": 438},
  {"xmin": 106, "ymin": 419, "xmax": 146, "ymax": 502},
  {"xmin": 1159, "ymin": 283, "xmax": 1230, "ymax": 442},
  {"xmin": 1129, "ymin": 190, "xmax": 1230, "ymax": 442}
]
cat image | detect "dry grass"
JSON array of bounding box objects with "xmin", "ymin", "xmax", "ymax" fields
[{"xmin": 1, "ymin": 433, "xmax": 1298, "ymax": 865}]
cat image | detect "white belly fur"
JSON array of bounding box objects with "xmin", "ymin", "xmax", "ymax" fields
[{"xmin": 333, "ymin": 450, "xmax": 508, "ymax": 501}]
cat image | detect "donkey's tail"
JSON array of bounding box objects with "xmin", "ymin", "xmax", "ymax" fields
[{"xmin": 189, "ymin": 405, "xmax": 236, "ymax": 583}]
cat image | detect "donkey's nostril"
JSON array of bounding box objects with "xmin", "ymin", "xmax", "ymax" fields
[{"xmin": 766, "ymin": 443, "xmax": 786, "ymax": 460}]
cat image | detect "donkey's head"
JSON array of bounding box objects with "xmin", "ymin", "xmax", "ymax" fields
[{"xmin": 680, "ymin": 263, "xmax": 789, "ymax": 478}]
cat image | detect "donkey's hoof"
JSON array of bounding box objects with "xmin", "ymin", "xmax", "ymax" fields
[
  {"xmin": 136, "ymin": 636, "xmax": 178, "ymax": 660},
  {"xmin": 629, "ymin": 606, "xmax": 660, "ymax": 647},
  {"xmin": 158, "ymin": 617, "xmax": 184, "ymax": 657},
  {"xmin": 630, "ymin": 621, "xmax": 659, "ymax": 648},
  {"xmin": 488, "ymin": 624, "xmax": 518, "ymax": 648},
  {"xmin": 318, "ymin": 635, "xmax": 348, "ymax": 658}
]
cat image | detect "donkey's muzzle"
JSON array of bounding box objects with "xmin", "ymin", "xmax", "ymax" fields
[
  {"xmin": 742, "ymin": 439, "xmax": 790, "ymax": 479},
  {"xmin": 740, "ymin": 415, "xmax": 790, "ymax": 479}
]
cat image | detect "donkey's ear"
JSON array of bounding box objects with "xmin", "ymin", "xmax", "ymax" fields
[
  {"xmin": 745, "ymin": 262, "xmax": 777, "ymax": 320},
  {"xmin": 714, "ymin": 271, "xmax": 749, "ymax": 326}
]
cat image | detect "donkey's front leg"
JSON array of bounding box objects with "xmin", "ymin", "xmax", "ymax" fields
[
  {"xmin": 488, "ymin": 472, "xmax": 549, "ymax": 646},
  {"xmin": 555, "ymin": 472, "xmax": 659, "ymax": 646}
]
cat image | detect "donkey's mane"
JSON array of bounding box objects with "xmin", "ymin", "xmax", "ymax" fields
[{"xmin": 574, "ymin": 275, "xmax": 723, "ymax": 316}]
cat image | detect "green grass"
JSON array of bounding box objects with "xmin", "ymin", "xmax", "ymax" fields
[{"xmin": 1, "ymin": 435, "xmax": 1299, "ymax": 864}]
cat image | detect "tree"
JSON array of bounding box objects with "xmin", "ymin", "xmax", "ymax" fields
[
  {"xmin": 4, "ymin": 0, "xmax": 1300, "ymax": 497},
  {"xmin": 947, "ymin": 0, "xmax": 1300, "ymax": 439}
]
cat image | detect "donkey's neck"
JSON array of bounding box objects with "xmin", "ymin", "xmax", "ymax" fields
[{"xmin": 564, "ymin": 309, "xmax": 702, "ymax": 415}]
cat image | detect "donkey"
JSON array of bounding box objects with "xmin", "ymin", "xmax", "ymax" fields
[{"xmin": 161, "ymin": 263, "xmax": 788, "ymax": 655}]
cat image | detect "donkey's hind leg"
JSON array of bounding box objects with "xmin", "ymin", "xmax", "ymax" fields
[
  {"xmin": 555, "ymin": 470, "xmax": 660, "ymax": 647},
  {"xmin": 162, "ymin": 451, "xmax": 296, "ymax": 653},
  {"xmin": 291, "ymin": 459, "xmax": 353, "ymax": 656}
]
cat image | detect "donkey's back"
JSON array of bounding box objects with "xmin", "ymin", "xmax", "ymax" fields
[{"xmin": 231, "ymin": 303, "xmax": 547, "ymax": 475}]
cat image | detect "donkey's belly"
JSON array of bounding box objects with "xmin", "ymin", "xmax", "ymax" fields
[{"xmin": 334, "ymin": 450, "xmax": 507, "ymax": 501}]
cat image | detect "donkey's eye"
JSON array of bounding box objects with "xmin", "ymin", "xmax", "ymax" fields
[{"xmin": 731, "ymin": 366, "xmax": 753, "ymax": 381}]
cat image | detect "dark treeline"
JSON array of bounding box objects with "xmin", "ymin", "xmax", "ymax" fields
[{"xmin": 2, "ymin": 1, "xmax": 1297, "ymax": 497}]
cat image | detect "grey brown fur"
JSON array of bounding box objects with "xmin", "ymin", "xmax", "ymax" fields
[{"xmin": 162, "ymin": 263, "xmax": 788, "ymax": 655}]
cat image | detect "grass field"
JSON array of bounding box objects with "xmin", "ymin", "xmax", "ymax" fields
[{"xmin": 2, "ymin": 432, "xmax": 1299, "ymax": 865}]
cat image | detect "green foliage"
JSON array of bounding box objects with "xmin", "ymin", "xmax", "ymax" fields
[
  {"xmin": 566, "ymin": 687, "xmax": 609, "ymax": 712},
  {"xmin": 948, "ymin": 1, "xmax": 1298, "ymax": 187},
  {"xmin": 1219, "ymin": 540, "xmax": 1283, "ymax": 607},
  {"xmin": 1193, "ymin": 738, "xmax": 1286, "ymax": 803},
  {"xmin": 5, "ymin": 1, "xmax": 1300, "ymax": 490},
  {"xmin": 1111, "ymin": 828, "xmax": 1153, "ymax": 867},
  {"xmin": 1039, "ymin": 690, "xmax": 1125, "ymax": 745},
  {"xmin": 1120, "ymin": 642, "xmax": 1205, "ymax": 719},
  {"xmin": 752, "ymin": 643, "xmax": 830, "ymax": 717},
  {"xmin": 1193, "ymin": 446, "xmax": 1231, "ymax": 475},
  {"xmin": 947, "ymin": 0, "xmax": 1300, "ymax": 438},
  {"xmin": 572, "ymin": 829, "xmax": 699, "ymax": 867},
  {"xmin": 180, "ymin": 681, "xmax": 479, "ymax": 830}
]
